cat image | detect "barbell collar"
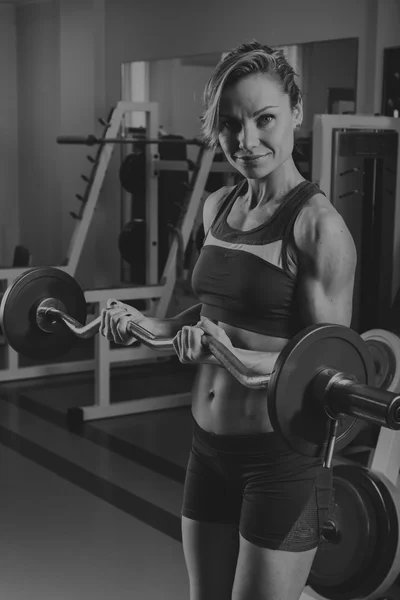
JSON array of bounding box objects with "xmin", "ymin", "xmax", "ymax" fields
[{"xmin": 315, "ymin": 368, "xmax": 400, "ymax": 429}]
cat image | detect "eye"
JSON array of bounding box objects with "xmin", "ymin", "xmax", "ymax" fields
[
  {"xmin": 257, "ymin": 114, "xmax": 274, "ymax": 127},
  {"xmin": 219, "ymin": 118, "xmax": 241, "ymax": 133}
]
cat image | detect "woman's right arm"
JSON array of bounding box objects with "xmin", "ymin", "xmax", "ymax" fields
[
  {"xmin": 101, "ymin": 186, "xmax": 231, "ymax": 344},
  {"xmin": 141, "ymin": 303, "xmax": 203, "ymax": 337},
  {"xmin": 149, "ymin": 185, "xmax": 231, "ymax": 337}
]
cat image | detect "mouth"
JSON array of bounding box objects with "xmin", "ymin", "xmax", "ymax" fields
[{"xmin": 235, "ymin": 153, "xmax": 271, "ymax": 164}]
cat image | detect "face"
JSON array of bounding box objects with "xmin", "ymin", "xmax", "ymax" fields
[{"xmin": 217, "ymin": 73, "xmax": 302, "ymax": 179}]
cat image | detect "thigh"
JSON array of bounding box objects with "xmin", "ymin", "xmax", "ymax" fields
[
  {"xmin": 181, "ymin": 443, "xmax": 243, "ymax": 599},
  {"xmin": 240, "ymin": 463, "xmax": 333, "ymax": 552},
  {"xmin": 232, "ymin": 534, "xmax": 317, "ymax": 600},
  {"xmin": 182, "ymin": 516, "xmax": 240, "ymax": 600},
  {"xmin": 181, "ymin": 441, "xmax": 242, "ymax": 524}
]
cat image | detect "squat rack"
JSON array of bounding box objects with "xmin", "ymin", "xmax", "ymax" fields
[{"xmin": 0, "ymin": 101, "xmax": 234, "ymax": 414}]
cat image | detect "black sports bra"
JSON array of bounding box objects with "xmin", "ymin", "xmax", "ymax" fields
[{"xmin": 191, "ymin": 179, "xmax": 324, "ymax": 338}]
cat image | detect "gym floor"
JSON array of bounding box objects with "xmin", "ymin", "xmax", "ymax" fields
[{"xmin": 0, "ymin": 358, "xmax": 197, "ymax": 600}]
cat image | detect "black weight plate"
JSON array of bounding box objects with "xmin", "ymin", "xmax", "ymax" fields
[
  {"xmin": 309, "ymin": 464, "xmax": 400, "ymax": 600},
  {"xmin": 268, "ymin": 324, "xmax": 375, "ymax": 457},
  {"xmin": 0, "ymin": 267, "xmax": 87, "ymax": 360}
]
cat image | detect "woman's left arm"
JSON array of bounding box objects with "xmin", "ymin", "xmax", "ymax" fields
[
  {"xmin": 294, "ymin": 206, "xmax": 357, "ymax": 328},
  {"xmin": 197, "ymin": 207, "xmax": 357, "ymax": 376},
  {"xmin": 234, "ymin": 208, "xmax": 356, "ymax": 374}
]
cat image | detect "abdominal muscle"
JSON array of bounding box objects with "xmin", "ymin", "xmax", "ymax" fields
[{"xmin": 191, "ymin": 322, "xmax": 289, "ymax": 435}]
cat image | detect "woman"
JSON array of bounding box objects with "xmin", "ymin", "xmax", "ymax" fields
[{"xmin": 101, "ymin": 42, "xmax": 356, "ymax": 600}]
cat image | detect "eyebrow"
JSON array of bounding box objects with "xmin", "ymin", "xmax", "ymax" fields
[{"xmin": 219, "ymin": 105, "xmax": 279, "ymax": 118}]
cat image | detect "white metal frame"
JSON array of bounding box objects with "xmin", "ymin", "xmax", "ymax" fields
[
  {"xmin": 0, "ymin": 102, "xmax": 218, "ymax": 383},
  {"xmin": 78, "ymin": 146, "xmax": 216, "ymax": 422},
  {"xmin": 0, "ymin": 102, "xmax": 159, "ymax": 382},
  {"xmin": 312, "ymin": 114, "xmax": 400, "ymax": 308}
]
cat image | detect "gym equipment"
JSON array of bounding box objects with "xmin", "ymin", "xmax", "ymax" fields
[
  {"xmin": 0, "ymin": 268, "xmax": 87, "ymax": 361},
  {"xmin": 391, "ymin": 285, "xmax": 400, "ymax": 336},
  {"xmin": 312, "ymin": 115, "xmax": 400, "ymax": 335},
  {"xmin": 2, "ymin": 267, "xmax": 400, "ymax": 464},
  {"xmin": 57, "ymin": 134, "xmax": 202, "ymax": 146},
  {"xmin": 119, "ymin": 151, "xmax": 146, "ymax": 196},
  {"xmin": 361, "ymin": 329, "xmax": 400, "ymax": 392},
  {"xmin": 309, "ymin": 464, "xmax": 400, "ymax": 600},
  {"xmin": 3, "ymin": 267, "xmax": 400, "ymax": 599},
  {"xmin": 118, "ymin": 219, "xmax": 146, "ymax": 277}
]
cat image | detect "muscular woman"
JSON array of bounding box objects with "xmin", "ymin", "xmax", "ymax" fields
[{"xmin": 101, "ymin": 42, "xmax": 356, "ymax": 600}]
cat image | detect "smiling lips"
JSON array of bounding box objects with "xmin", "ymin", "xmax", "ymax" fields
[{"xmin": 236, "ymin": 153, "xmax": 271, "ymax": 163}]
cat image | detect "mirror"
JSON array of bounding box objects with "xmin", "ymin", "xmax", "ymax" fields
[{"xmin": 122, "ymin": 38, "xmax": 359, "ymax": 152}]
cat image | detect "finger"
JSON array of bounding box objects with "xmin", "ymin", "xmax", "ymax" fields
[
  {"xmin": 100, "ymin": 307, "xmax": 123, "ymax": 342},
  {"xmin": 106, "ymin": 298, "xmax": 121, "ymax": 310},
  {"xmin": 184, "ymin": 326, "xmax": 203, "ymax": 361},
  {"xmin": 109, "ymin": 309, "xmax": 131, "ymax": 344},
  {"xmin": 172, "ymin": 330, "xmax": 183, "ymax": 361},
  {"xmin": 100, "ymin": 309, "xmax": 107, "ymax": 338},
  {"xmin": 180, "ymin": 326, "xmax": 191, "ymax": 362},
  {"xmin": 196, "ymin": 317, "xmax": 218, "ymax": 335}
]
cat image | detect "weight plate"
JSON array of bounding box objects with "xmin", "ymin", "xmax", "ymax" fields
[
  {"xmin": 268, "ymin": 324, "xmax": 375, "ymax": 457},
  {"xmin": 0, "ymin": 267, "xmax": 87, "ymax": 360},
  {"xmin": 361, "ymin": 329, "xmax": 400, "ymax": 392},
  {"xmin": 309, "ymin": 464, "xmax": 400, "ymax": 600}
]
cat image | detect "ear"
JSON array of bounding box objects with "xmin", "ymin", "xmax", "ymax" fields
[{"xmin": 292, "ymin": 99, "xmax": 303, "ymax": 130}]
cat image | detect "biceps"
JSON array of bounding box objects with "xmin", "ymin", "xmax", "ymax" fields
[{"xmin": 296, "ymin": 275, "xmax": 355, "ymax": 327}]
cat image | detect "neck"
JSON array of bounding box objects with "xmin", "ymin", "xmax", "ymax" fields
[{"xmin": 246, "ymin": 160, "xmax": 304, "ymax": 208}]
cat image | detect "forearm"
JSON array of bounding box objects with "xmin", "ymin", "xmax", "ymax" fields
[
  {"xmin": 140, "ymin": 303, "xmax": 203, "ymax": 337},
  {"xmin": 233, "ymin": 347, "xmax": 280, "ymax": 375},
  {"xmin": 198, "ymin": 346, "xmax": 280, "ymax": 376}
]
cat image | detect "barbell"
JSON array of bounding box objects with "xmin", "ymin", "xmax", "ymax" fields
[
  {"xmin": 1, "ymin": 267, "xmax": 400, "ymax": 462},
  {"xmin": 2, "ymin": 266, "xmax": 400, "ymax": 599},
  {"xmin": 56, "ymin": 135, "xmax": 203, "ymax": 146}
]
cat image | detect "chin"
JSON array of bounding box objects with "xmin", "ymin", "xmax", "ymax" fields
[{"xmin": 237, "ymin": 164, "xmax": 274, "ymax": 179}]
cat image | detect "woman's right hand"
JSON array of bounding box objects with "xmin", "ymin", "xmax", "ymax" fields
[{"xmin": 100, "ymin": 299, "xmax": 148, "ymax": 346}]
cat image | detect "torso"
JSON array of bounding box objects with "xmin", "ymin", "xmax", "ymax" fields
[{"xmin": 192, "ymin": 180, "xmax": 335, "ymax": 434}]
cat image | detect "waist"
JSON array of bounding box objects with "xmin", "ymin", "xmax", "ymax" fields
[
  {"xmin": 191, "ymin": 365, "xmax": 274, "ymax": 434},
  {"xmin": 191, "ymin": 413, "xmax": 285, "ymax": 454}
]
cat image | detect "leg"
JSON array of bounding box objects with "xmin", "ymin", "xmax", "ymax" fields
[
  {"xmin": 233, "ymin": 444, "xmax": 333, "ymax": 600},
  {"xmin": 181, "ymin": 428, "xmax": 243, "ymax": 600},
  {"xmin": 232, "ymin": 534, "xmax": 317, "ymax": 600},
  {"xmin": 182, "ymin": 516, "xmax": 239, "ymax": 600}
]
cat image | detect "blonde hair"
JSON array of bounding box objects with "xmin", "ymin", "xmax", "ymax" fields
[{"xmin": 201, "ymin": 41, "xmax": 302, "ymax": 148}]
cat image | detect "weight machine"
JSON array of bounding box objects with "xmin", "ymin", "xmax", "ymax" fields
[{"xmin": 297, "ymin": 114, "xmax": 400, "ymax": 600}]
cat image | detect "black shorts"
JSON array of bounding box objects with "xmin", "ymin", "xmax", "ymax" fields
[{"xmin": 182, "ymin": 416, "xmax": 334, "ymax": 552}]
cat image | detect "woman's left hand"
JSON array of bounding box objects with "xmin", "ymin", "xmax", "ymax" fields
[{"xmin": 195, "ymin": 317, "xmax": 235, "ymax": 352}]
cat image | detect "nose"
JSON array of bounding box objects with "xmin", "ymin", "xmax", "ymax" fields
[{"xmin": 237, "ymin": 122, "xmax": 260, "ymax": 151}]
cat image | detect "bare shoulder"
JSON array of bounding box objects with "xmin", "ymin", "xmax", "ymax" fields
[
  {"xmin": 294, "ymin": 193, "xmax": 356, "ymax": 264},
  {"xmin": 203, "ymin": 185, "xmax": 234, "ymax": 234}
]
